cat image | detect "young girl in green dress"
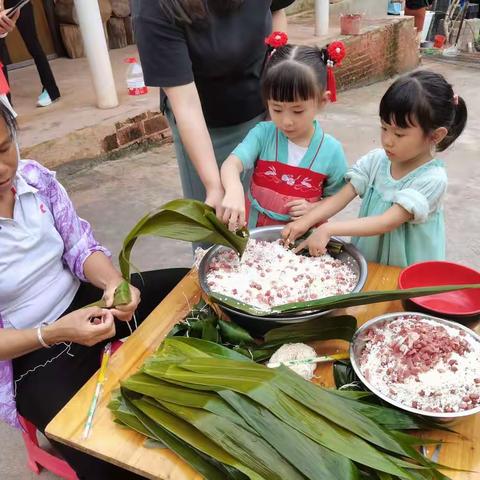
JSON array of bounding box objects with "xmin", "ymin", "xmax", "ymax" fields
[{"xmin": 282, "ymin": 70, "xmax": 468, "ymax": 267}]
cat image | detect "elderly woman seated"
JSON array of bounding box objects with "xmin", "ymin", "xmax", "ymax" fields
[{"xmin": 0, "ymin": 102, "xmax": 187, "ymax": 479}]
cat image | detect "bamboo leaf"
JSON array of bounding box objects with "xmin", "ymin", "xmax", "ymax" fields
[
  {"xmin": 122, "ymin": 372, "xmax": 257, "ymax": 434},
  {"xmin": 159, "ymin": 400, "xmax": 306, "ymax": 480},
  {"xmin": 218, "ymin": 319, "xmax": 256, "ymax": 345},
  {"xmin": 201, "ymin": 318, "xmax": 220, "ymax": 342},
  {"xmin": 271, "ymin": 284, "xmax": 480, "ymax": 314},
  {"xmin": 210, "ymin": 283, "xmax": 480, "ymax": 316},
  {"xmin": 274, "ymin": 366, "xmax": 429, "ymax": 465},
  {"xmin": 172, "ymin": 361, "xmax": 414, "ymax": 478},
  {"xmin": 220, "ymin": 390, "xmax": 360, "ymax": 480},
  {"xmin": 122, "ymin": 391, "xmax": 231, "ymax": 480},
  {"xmin": 131, "ymin": 396, "xmax": 254, "ymax": 480},
  {"xmin": 87, "ymin": 280, "xmax": 132, "ymax": 308},
  {"xmin": 119, "ymin": 199, "xmax": 249, "ymax": 278},
  {"xmin": 144, "ymin": 439, "xmax": 168, "ymax": 449},
  {"xmin": 204, "ymin": 211, "xmax": 249, "ymax": 256},
  {"xmin": 262, "ymin": 315, "xmax": 357, "ymax": 348}
]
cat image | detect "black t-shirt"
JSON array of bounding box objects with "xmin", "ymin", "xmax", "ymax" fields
[{"xmin": 132, "ymin": 0, "xmax": 295, "ymax": 128}]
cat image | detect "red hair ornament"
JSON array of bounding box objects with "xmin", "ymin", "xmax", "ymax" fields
[
  {"xmin": 265, "ymin": 31, "xmax": 288, "ymax": 49},
  {"xmin": 325, "ymin": 41, "xmax": 346, "ymax": 102},
  {"xmin": 265, "ymin": 31, "xmax": 288, "ymax": 59}
]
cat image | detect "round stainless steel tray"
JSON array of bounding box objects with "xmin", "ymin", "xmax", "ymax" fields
[
  {"xmin": 198, "ymin": 225, "xmax": 368, "ymax": 332},
  {"xmin": 350, "ymin": 312, "xmax": 480, "ymax": 424}
]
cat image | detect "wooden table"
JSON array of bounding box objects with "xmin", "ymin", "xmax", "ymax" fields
[{"xmin": 46, "ymin": 264, "xmax": 480, "ymax": 479}]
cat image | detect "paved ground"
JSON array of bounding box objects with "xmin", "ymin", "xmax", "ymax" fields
[
  {"xmin": 11, "ymin": 45, "xmax": 159, "ymax": 150},
  {"xmin": 1, "ymin": 58, "xmax": 479, "ymax": 479}
]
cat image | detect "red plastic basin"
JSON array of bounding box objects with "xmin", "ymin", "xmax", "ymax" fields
[{"xmin": 398, "ymin": 261, "xmax": 480, "ymax": 317}]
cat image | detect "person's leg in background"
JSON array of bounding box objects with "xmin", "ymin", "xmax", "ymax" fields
[{"xmin": 5, "ymin": 0, "xmax": 60, "ymax": 106}]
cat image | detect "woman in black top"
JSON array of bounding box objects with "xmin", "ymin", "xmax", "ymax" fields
[{"xmin": 132, "ymin": 0, "xmax": 295, "ymax": 210}]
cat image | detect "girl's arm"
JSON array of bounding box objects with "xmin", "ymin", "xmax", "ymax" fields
[
  {"xmin": 282, "ymin": 183, "xmax": 358, "ymax": 243},
  {"xmin": 0, "ymin": 308, "xmax": 115, "ymax": 361},
  {"xmin": 164, "ymin": 82, "xmax": 224, "ymax": 209},
  {"xmin": 297, "ymin": 204, "xmax": 413, "ymax": 256},
  {"xmin": 272, "ymin": 9, "xmax": 288, "ymax": 32},
  {"xmin": 218, "ymin": 154, "xmax": 246, "ymax": 230}
]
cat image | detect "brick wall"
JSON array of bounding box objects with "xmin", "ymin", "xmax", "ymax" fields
[
  {"xmin": 335, "ymin": 17, "xmax": 419, "ymax": 90},
  {"xmin": 102, "ymin": 111, "xmax": 172, "ymax": 154}
]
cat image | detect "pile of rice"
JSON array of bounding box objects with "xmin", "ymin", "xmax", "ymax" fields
[
  {"xmin": 206, "ymin": 239, "xmax": 357, "ymax": 311},
  {"xmin": 358, "ymin": 314, "xmax": 480, "ymax": 414}
]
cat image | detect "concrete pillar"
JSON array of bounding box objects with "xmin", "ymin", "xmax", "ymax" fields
[
  {"xmin": 315, "ymin": 0, "xmax": 330, "ymax": 36},
  {"xmin": 74, "ymin": 0, "xmax": 119, "ymax": 109}
]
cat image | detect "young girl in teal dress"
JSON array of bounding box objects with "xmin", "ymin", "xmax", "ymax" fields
[
  {"xmin": 218, "ymin": 41, "xmax": 348, "ymax": 230},
  {"xmin": 283, "ymin": 70, "xmax": 468, "ymax": 267}
]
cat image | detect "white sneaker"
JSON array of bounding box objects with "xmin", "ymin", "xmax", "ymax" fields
[{"xmin": 37, "ymin": 90, "xmax": 52, "ymax": 107}]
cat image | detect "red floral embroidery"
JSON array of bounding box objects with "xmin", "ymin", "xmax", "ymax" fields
[
  {"xmin": 265, "ymin": 31, "xmax": 288, "ymax": 48},
  {"xmin": 327, "ymin": 41, "xmax": 346, "ymax": 66}
]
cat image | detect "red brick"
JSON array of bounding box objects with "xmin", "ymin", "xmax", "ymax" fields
[
  {"xmin": 160, "ymin": 127, "xmax": 172, "ymax": 139},
  {"xmin": 102, "ymin": 133, "xmax": 119, "ymax": 152},
  {"xmin": 116, "ymin": 123, "xmax": 144, "ymax": 145},
  {"xmin": 127, "ymin": 112, "xmax": 148, "ymax": 124},
  {"xmin": 143, "ymin": 115, "xmax": 169, "ymax": 135}
]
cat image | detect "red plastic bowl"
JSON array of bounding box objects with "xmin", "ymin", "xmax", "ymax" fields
[{"xmin": 398, "ymin": 261, "xmax": 480, "ymax": 317}]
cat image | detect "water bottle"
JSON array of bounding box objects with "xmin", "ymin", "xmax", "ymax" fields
[{"xmin": 125, "ymin": 57, "xmax": 148, "ymax": 96}]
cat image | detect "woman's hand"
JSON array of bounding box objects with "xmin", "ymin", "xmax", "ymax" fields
[
  {"xmin": 294, "ymin": 224, "xmax": 332, "ymax": 256},
  {"xmin": 285, "ymin": 199, "xmax": 317, "ymax": 220},
  {"xmin": 205, "ymin": 185, "xmax": 225, "ymax": 210},
  {"xmin": 103, "ymin": 280, "xmax": 141, "ymax": 322},
  {"xmin": 0, "ymin": 9, "xmax": 19, "ymax": 35},
  {"xmin": 218, "ymin": 186, "xmax": 246, "ymax": 231},
  {"xmin": 45, "ymin": 307, "xmax": 116, "ymax": 347},
  {"xmin": 282, "ymin": 218, "xmax": 310, "ymax": 246}
]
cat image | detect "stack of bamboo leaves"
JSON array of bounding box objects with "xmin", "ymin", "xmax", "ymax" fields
[{"xmin": 110, "ymin": 337, "xmax": 452, "ymax": 480}]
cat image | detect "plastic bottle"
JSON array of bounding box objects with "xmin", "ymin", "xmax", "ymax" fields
[{"xmin": 125, "ymin": 57, "xmax": 148, "ymax": 96}]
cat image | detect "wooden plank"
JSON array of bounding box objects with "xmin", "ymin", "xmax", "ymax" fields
[
  {"xmin": 59, "ymin": 24, "xmax": 84, "ymax": 59},
  {"xmin": 111, "ymin": 0, "xmax": 131, "ymax": 18},
  {"xmin": 107, "ymin": 17, "xmax": 128, "ymax": 50},
  {"xmin": 124, "ymin": 16, "xmax": 135, "ymax": 45},
  {"xmin": 46, "ymin": 264, "xmax": 480, "ymax": 479},
  {"xmin": 54, "ymin": 0, "xmax": 113, "ymax": 25}
]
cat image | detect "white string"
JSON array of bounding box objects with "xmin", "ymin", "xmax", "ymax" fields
[
  {"xmin": 13, "ymin": 342, "xmax": 74, "ymax": 397},
  {"xmin": 126, "ymin": 319, "xmax": 133, "ymax": 335}
]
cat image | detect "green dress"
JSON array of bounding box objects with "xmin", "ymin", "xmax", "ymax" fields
[{"xmin": 345, "ymin": 149, "xmax": 447, "ymax": 267}]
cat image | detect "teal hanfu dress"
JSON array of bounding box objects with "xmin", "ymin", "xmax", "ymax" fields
[{"xmin": 345, "ymin": 149, "xmax": 447, "ymax": 267}]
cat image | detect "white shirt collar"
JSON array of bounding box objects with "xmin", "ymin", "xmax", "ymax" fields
[{"xmin": 13, "ymin": 168, "xmax": 38, "ymax": 196}]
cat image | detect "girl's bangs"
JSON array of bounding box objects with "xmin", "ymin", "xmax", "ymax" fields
[
  {"xmin": 379, "ymin": 79, "xmax": 430, "ymax": 129},
  {"xmin": 262, "ymin": 63, "xmax": 318, "ymax": 103}
]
